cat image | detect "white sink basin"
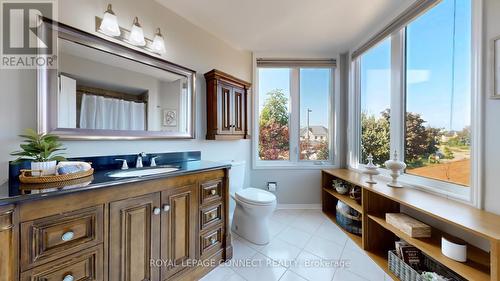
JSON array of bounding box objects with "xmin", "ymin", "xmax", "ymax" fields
[{"xmin": 108, "ymin": 167, "xmax": 179, "ymax": 178}]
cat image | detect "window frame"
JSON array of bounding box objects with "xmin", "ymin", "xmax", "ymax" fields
[
  {"xmin": 348, "ymin": 0, "xmax": 483, "ymax": 206},
  {"xmin": 252, "ymin": 60, "xmax": 339, "ymax": 170}
]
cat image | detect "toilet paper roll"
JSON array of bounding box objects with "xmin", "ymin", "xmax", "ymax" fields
[{"xmin": 441, "ymin": 236, "xmax": 467, "ymax": 262}]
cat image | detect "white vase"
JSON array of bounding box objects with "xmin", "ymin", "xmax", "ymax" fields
[
  {"xmin": 384, "ymin": 150, "xmax": 407, "ymax": 188},
  {"xmin": 31, "ymin": 161, "xmax": 57, "ymax": 176}
]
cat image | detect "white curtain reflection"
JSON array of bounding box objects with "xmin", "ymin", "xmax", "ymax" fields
[{"xmin": 80, "ymin": 94, "xmax": 145, "ymax": 130}]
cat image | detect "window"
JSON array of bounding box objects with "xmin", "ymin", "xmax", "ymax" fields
[
  {"xmin": 405, "ymin": 0, "xmax": 471, "ymax": 186},
  {"xmin": 256, "ymin": 62, "xmax": 335, "ymax": 167},
  {"xmin": 359, "ymin": 38, "xmax": 392, "ymax": 165},
  {"xmin": 257, "ymin": 68, "xmax": 291, "ymax": 161},
  {"xmin": 352, "ymin": 0, "xmax": 474, "ymax": 198},
  {"xmin": 299, "ymin": 68, "xmax": 332, "ymax": 161}
]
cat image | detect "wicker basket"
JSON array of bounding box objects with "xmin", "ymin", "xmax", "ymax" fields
[
  {"xmin": 388, "ymin": 250, "xmax": 466, "ymax": 281},
  {"xmin": 19, "ymin": 168, "xmax": 94, "ymax": 184},
  {"xmin": 336, "ymin": 200, "xmax": 362, "ymax": 235}
]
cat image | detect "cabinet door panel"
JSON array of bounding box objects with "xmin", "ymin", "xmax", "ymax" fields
[
  {"xmin": 217, "ymin": 83, "xmax": 233, "ymax": 134},
  {"xmin": 109, "ymin": 193, "xmax": 161, "ymax": 281},
  {"xmin": 161, "ymin": 184, "xmax": 197, "ymax": 279},
  {"xmin": 233, "ymin": 87, "xmax": 245, "ymax": 134}
]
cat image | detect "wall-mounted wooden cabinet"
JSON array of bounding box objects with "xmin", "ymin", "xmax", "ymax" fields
[{"xmin": 205, "ymin": 69, "xmax": 251, "ymax": 140}]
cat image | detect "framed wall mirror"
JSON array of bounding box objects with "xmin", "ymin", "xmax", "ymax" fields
[{"xmin": 37, "ymin": 18, "xmax": 196, "ymax": 139}]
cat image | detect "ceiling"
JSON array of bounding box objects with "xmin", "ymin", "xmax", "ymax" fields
[{"xmin": 155, "ymin": 0, "xmax": 416, "ymax": 55}]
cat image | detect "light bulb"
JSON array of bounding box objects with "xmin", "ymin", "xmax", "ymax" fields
[
  {"xmin": 99, "ymin": 4, "xmax": 120, "ymax": 37},
  {"xmin": 128, "ymin": 17, "xmax": 145, "ymax": 46},
  {"xmin": 150, "ymin": 28, "xmax": 166, "ymax": 54}
]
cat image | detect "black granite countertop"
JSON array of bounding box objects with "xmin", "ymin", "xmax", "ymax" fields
[{"xmin": 0, "ymin": 160, "xmax": 230, "ymax": 206}]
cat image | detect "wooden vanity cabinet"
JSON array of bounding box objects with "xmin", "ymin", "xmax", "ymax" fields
[
  {"xmin": 205, "ymin": 69, "xmax": 251, "ymax": 140},
  {"xmin": 2, "ymin": 168, "xmax": 230, "ymax": 281}
]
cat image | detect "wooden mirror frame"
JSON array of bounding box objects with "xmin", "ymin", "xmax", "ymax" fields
[{"xmin": 37, "ymin": 17, "xmax": 196, "ymax": 140}]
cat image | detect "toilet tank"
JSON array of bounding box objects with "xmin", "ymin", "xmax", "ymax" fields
[{"xmin": 226, "ymin": 160, "xmax": 246, "ymax": 194}]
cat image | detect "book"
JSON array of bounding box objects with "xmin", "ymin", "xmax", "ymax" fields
[
  {"xmin": 400, "ymin": 245, "xmax": 423, "ymax": 270},
  {"xmin": 395, "ymin": 240, "xmax": 410, "ymax": 258}
]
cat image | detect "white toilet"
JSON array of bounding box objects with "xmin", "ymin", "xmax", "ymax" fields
[{"xmin": 225, "ymin": 161, "xmax": 277, "ymax": 245}]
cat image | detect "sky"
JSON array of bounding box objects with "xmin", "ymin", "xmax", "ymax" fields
[
  {"xmin": 258, "ymin": 0, "xmax": 471, "ymax": 133},
  {"xmin": 258, "ymin": 68, "xmax": 331, "ymax": 129},
  {"xmin": 360, "ymin": 0, "xmax": 471, "ymax": 132}
]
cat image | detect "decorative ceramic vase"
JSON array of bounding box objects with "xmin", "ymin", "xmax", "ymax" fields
[
  {"xmin": 384, "ymin": 150, "xmax": 406, "ymax": 188},
  {"xmin": 31, "ymin": 160, "xmax": 57, "ymax": 176},
  {"xmin": 363, "ymin": 154, "xmax": 380, "ymax": 184}
]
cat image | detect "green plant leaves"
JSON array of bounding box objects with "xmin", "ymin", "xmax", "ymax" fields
[{"xmin": 10, "ymin": 128, "xmax": 67, "ymax": 163}]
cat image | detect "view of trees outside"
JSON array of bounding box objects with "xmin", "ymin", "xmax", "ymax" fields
[
  {"xmin": 259, "ymin": 89, "xmax": 290, "ymax": 160},
  {"xmin": 258, "ymin": 68, "xmax": 332, "ymax": 161},
  {"xmin": 360, "ymin": 0, "xmax": 471, "ymax": 187}
]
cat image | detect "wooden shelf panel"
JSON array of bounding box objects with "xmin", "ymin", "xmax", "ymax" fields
[
  {"xmin": 368, "ymin": 214, "xmax": 490, "ymax": 281},
  {"xmin": 323, "ymin": 169, "xmax": 500, "ymax": 241},
  {"xmin": 365, "ymin": 249, "xmax": 399, "ymax": 281},
  {"xmin": 323, "ymin": 211, "xmax": 362, "ymax": 248},
  {"xmin": 323, "ymin": 188, "xmax": 363, "ymax": 213}
]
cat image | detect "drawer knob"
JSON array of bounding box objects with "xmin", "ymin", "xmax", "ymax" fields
[
  {"xmin": 163, "ymin": 205, "xmax": 170, "ymax": 212},
  {"xmin": 63, "ymin": 274, "xmax": 74, "ymax": 281},
  {"xmin": 61, "ymin": 231, "xmax": 74, "ymax": 241},
  {"xmin": 210, "ymin": 237, "xmax": 217, "ymax": 244},
  {"xmin": 210, "ymin": 189, "xmax": 217, "ymax": 195},
  {"xmin": 208, "ymin": 212, "xmax": 217, "ymax": 220},
  {"xmin": 153, "ymin": 208, "xmax": 161, "ymax": 215}
]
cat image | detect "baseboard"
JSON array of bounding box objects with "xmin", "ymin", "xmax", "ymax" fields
[{"xmin": 276, "ymin": 204, "xmax": 322, "ymax": 210}]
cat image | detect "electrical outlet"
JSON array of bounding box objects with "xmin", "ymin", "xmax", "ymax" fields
[{"xmin": 267, "ymin": 182, "xmax": 277, "ymax": 192}]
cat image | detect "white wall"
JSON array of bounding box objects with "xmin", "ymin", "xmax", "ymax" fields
[{"xmin": 0, "ymin": 0, "xmax": 252, "ymax": 186}]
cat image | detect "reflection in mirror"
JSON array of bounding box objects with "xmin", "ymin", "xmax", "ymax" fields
[{"xmin": 57, "ymin": 39, "xmax": 189, "ymax": 133}]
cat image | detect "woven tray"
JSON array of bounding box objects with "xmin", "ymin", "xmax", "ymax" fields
[{"xmin": 19, "ymin": 168, "xmax": 94, "ymax": 184}]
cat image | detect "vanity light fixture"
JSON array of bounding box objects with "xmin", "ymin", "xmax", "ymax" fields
[
  {"xmin": 150, "ymin": 28, "xmax": 166, "ymax": 55},
  {"xmin": 128, "ymin": 17, "xmax": 146, "ymax": 46},
  {"xmin": 98, "ymin": 4, "xmax": 120, "ymax": 37}
]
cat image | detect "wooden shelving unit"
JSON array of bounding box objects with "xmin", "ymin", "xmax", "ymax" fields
[{"xmin": 321, "ymin": 169, "xmax": 500, "ymax": 281}]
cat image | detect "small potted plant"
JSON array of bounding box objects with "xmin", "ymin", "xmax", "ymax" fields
[{"xmin": 10, "ymin": 129, "xmax": 66, "ymax": 176}]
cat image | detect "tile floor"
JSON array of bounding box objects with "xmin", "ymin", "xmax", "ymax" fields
[{"xmin": 200, "ymin": 209, "xmax": 393, "ymax": 281}]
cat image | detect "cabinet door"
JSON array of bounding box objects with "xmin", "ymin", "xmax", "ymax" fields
[
  {"xmin": 217, "ymin": 83, "xmax": 234, "ymax": 134},
  {"xmin": 233, "ymin": 87, "xmax": 246, "ymax": 134},
  {"xmin": 161, "ymin": 184, "xmax": 197, "ymax": 280},
  {"xmin": 109, "ymin": 193, "xmax": 161, "ymax": 281}
]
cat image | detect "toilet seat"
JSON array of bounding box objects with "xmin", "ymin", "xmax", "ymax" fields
[{"xmin": 235, "ymin": 187, "xmax": 276, "ymax": 206}]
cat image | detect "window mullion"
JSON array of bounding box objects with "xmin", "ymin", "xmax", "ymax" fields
[
  {"xmin": 289, "ymin": 68, "xmax": 300, "ymax": 163},
  {"xmin": 390, "ymin": 30, "xmax": 406, "ymax": 160}
]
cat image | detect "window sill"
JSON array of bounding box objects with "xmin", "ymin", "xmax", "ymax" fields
[
  {"xmin": 348, "ymin": 165, "xmax": 472, "ymax": 205},
  {"xmin": 253, "ymin": 162, "xmax": 338, "ymax": 170}
]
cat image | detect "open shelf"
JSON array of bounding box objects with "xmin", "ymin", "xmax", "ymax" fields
[
  {"xmin": 322, "ymin": 187, "xmax": 363, "ymax": 213},
  {"xmin": 368, "ymin": 214, "xmax": 491, "ymax": 281},
  {"xmin": 323, "ymin": 210, "xmax": 362, "ymax": 247}
]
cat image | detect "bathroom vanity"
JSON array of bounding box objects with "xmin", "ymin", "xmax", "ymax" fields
[{"xmin": 0, "ymin": 153, "xmax": 232, "ymax": 281}]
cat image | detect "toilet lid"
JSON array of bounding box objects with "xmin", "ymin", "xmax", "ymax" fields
[{"xmin": 235, "ymin": 188, "xmax": 276, "ymax": 205}]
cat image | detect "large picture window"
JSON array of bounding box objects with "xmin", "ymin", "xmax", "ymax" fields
[
  {"xmin": 353, "ymin": 0, "xmax": 474, "ymax": 197},
  {"xmin": 256, "ymin": 62, "xmax": 335, "ymax": 167}
]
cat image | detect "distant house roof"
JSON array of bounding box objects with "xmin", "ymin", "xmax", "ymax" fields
[{"xmin": 300, "ymin": 125, "xmax": 328, "ymax": 137}]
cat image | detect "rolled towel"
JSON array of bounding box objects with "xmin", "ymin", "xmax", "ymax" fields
[{"xmin": 56, "ymin": 161, "xmax": 92, "ymax": 175}]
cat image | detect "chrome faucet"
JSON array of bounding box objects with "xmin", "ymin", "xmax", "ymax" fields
[
  {"xmin": 115, "ymin": 159, "xmax": 129, "ymax": 170},
  {"xmin": 150, "ymin": 156, "xmax": 159, "ymax": 167},
  {"xmin": 136, "ymin": 152, "xmax": 147, "ymax": 168}
]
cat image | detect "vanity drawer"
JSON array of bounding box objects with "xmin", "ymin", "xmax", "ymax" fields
[
  {"xmin": 200, "ymin": 225, "xmax": 223, "ymax": 258},
  {"xmin": 200, "ymin": 179, "xmax": 223, "ymax": 205},
  {"xmin": 20, "ymin": 245, "xmax": 103, "ymax": 281},
  {"xmin": 21, "ymin": 205, "xmax": 104, "ymax": 269},
  {"xmin": 200, "ymin": 202, "xmax": 223, "ymax": 230}
]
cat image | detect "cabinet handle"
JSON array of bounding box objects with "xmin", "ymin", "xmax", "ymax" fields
[
  {"xmin": 210, "ymin": 189, "xmax": 217, "ymax": 195},
  {"xmin": 163, "ymin": 205, "xmax": 170, "ymax": 212},
  {"xmin": 61, "ymin": 231, "xmax": 74, "ymax": 241},
  {"xmin": 210, "ymin": 237, "xmax": 217, "ymax": 245},
  {"xmin": 63, "ymin": 274, "xmax": 74, "ymax": 281},
  {"xmin": 153, "ymin": 207, "xmax": 161, "ymax": 215}
]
